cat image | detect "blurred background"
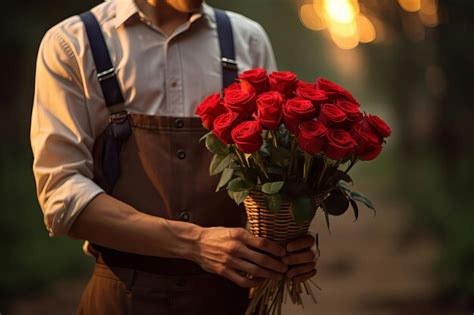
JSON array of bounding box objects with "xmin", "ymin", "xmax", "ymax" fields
[{"xmin": 1, "ymin": 0, "xmax": 473, "ymax": 314}]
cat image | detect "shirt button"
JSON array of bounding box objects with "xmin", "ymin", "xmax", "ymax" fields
[
  {"xmin": 178, "ymin": 211, "xmax": 190, "ymax": 221},
  {"xmin": 170, "ymin": 81, "xmax": 178, "ymax": 88},
  {"xmin": 176, "ymin": 149, "xmax": 186, "ymax": 159},
  {"xmin": 174, "ymin": 118, "xmax": 184, "ymax": 128}
]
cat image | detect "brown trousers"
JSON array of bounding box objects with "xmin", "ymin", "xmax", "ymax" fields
[{"xmin": 77, "ymin": 260, "xmax": 250, "ymax": 315}]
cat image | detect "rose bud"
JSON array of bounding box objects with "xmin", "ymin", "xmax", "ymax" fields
[
  {"xmin": 231, "ymin": 120, "xmax": 264, "ymax": 154},
  {"xmin": 223, "ymin": 86, "xmax": 257, "ymax": 119},
  {"xmin": 324, "ymin": 129, "xmax": 356, "ymax": 160},
  {"xmin": 282, "ymin": 97, "xmax": 318, "ymax": 134},
  {"xmin": 352, "ymin": 122, "xmax": 383, "ymax": 161},
  {"xmin": 239, "ymin": 68, "xmax": 269, "ymax": 94},
  {"xmin": 319, "ymin": 103, "xmax": 347, "ymax": 128},
  {"xmin": 336, "ymin": 100, "xmax": 362, "ymax": 126},
  {"xmin": 256, "ymin": 91, "xmax": 284, "ymax": 130},
  {"xmin": 316, "ymin": 77, "xmax": 359, "ymax": 105},
  {"xmin": 295, "ymin": 86, "xmax": 328, "ymax": 114},
  {"xmin": 269, "ymin": 71, "xmax": 298, "ymax": 98},
  {"xmin": 297, "ymin": 119, "xmax": 328, "ymax": 155},
  {"xmin": 363, "ymin": 114, "xmax": 392, "ymax": 138},
  {"xmin": 212, "ymin": 111, "xmax": 241, "ymax": 144},
  {"xmin": 195, "ymin": 93, "xmax": 226, "ymax": 130}
]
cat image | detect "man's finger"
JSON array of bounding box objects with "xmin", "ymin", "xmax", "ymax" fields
[
  {"xmin": 286, "ymin": 235, "xmax": 315, "ymax": 252},
  {"xmin": 282, "ymin": 250, "xmax": 315, "ymax": 265},
  {"xmin": 222, "ymin": 268, "xmax": 265, "ymax": 288},
  {"xmin": 240, "ymin": 232, "xmax": 286, "ymax": 257},
  {"xmin": 230, "ymin": 257, "xmax": 283, "ymax": 281},
  {"xmin": 293, "ymin": 270, "xmax": 317, "ymax": 286},
  {"xmin": 286, "ymin": 262, "xmax": 316, "ymax": 279},
  {"xmin": 239, "ymin": 246, "xmax": 288, "ymax": 273}
]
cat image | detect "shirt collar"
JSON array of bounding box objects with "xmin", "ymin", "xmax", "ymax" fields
[{"xmin": 114, "ymin": 0, "xmax": 215, "ymax": 29}]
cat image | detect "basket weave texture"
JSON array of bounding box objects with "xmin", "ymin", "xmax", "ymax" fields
[{"xmin": 243, "ymin": 190, "xmax": 327, "ymax": 246}]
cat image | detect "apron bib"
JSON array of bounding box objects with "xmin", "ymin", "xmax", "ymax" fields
[{"xmin": 76, "ymin": 10, "xmax": 249, "ymax": 315}]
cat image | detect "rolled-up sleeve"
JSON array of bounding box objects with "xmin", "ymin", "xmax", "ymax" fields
[{"xmin": 30, "ymin": 27, "xmax": 104, "ymax": 237}]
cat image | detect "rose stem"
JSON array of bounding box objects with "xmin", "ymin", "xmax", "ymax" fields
[
  {"xmin": 316, "ymin": 156, "xmax": 328, "ymax": 191},
  {"xmin": 287, "ymin": 135, "xmax": 297, "ymax": 177},
  {"xmin": 344, "ymin": 156, "xmax": 358, "ymax": 174},
  {"xmin": 254, "ymin": 151, "xmax": 269, "ymax": 180},
  {"xmin": 233, "ymin": 145, "xmax": 249, "ymax": 168},
  {"xmin": 270, "ymin": 129, "xmax": 278, "ymax": 148}
]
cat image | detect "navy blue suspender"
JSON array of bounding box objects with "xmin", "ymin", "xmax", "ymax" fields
[
  {"xmin": 214, "ymin": 9, "xmax": 238, "ymax": 89},
  {"xmin": 79, "ymin": 11, "xmax": 125, "ymax": 111}
]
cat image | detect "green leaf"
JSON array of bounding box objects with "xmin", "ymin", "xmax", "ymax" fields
[
  {"xmin": 291, "ymin": 196, "xmax": 316, "ymax": 225},
  {"xmin": 349, "ymin": 198, "xmax": 359, "ymax": 221},
  {"xmin": 350, "ymin": 191, "xmax": 375, "ymax": 211},
  {"xmin": 337, "ymin": 180, "xmax": 353, "ymax": 193},
  {"xmin": 261, "ymin": 181, "xmax": 285, "ymax": 194},
  {"xmin": 199, "ymin": 130, "xmax": 213, "ymax": 142},
  {"xmin": 216, "ymin": 168, "xmax": 234, "ymax": 192},
  {"xmin": 205, "ymin": 133, "xmax": 228, "ymax": 155},
  {"xmin": 264, "ymin": 194, "xmax": 282, "ymax": 212},
  {"xmin": 227, "ymin": 190, "xmax": 249, "ymax": 205},
  {"xmin": 209, "ymin": 154, "xmax": 231, "ymax": 176},
  {"xmin": 227, "ymin": 178, "xmax": 252, "ymax": 192}
]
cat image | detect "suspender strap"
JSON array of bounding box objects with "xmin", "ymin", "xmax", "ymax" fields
[
  {"xmin": 79, "ymin": 11, "xmax": 125, "ymax": 113},
  {"xmin": 214, "ymin": 9, "xmax": 238, "ymax": 89}
]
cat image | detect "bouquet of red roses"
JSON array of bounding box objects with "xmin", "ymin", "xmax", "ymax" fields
[{"xmin": 196, "ymin": 69, "xmax": 391, "ymax": 314}]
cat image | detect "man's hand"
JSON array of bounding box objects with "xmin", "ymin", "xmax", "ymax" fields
[
  {"xmin": 282, "ymin": 234, "xmax": 318, "ymax": 286},
  {"xmin": 192, "ymin": 227, "xmax": 288, "ymax": 288}
]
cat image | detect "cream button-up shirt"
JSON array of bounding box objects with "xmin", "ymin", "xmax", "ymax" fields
[{"xmin": 31, "ymin": 0, "xmax": 277, "ymax": 237}]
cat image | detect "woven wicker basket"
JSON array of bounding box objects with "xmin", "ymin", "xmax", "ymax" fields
[{"xmin": 243, "ymin": 190, "xmax": 327, "ymax": 246}]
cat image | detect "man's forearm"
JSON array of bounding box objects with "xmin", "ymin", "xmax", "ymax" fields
[{"xmin": 68, "ymin": 192, "xmax": 203, "ymax": 261}]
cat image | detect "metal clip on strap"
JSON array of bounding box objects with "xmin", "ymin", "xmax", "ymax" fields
[
  {"xmin": 221, "ymin": 57, "xmax": 238, "ymax": 71},
  {"xmin": 97, "ymin": 67, "xmax": 117, "ymax": 82}
]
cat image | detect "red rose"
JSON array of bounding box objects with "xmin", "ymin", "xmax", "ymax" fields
[
  {"xmin": 336, "ymin": 100, "xmax": 362, "ymax": 123},
  {"xmin": 223, "ymin": 87, "xmax": 257, "ymax": 118},
  {"xmin": 352, "ymin": 122, "xmax": 383, "ymax": 161},
  {"xmin": 212, "ymin": 111, "xmax": 241, "ymax": 144},
  {"xmin": 195, "ymin": 93, "xmax": 226, "ymax": 130},
  {"xmin": 231, "ymin": 120, "xmax": 263, "ymax": 153},
  {"xmin": 295, "ymin": 86, "xmax": 328, "ymax": 111},
  {"xmin": 269, "ymin": 71, "xmax": 297, "ymax": 98},
  {"xmin": 324, "ymin": 129, "xmax": 356, "ymax": 160},
  {"xmin": 256, "ymin": 91, "xmax": 284, "ymax": 130},
  {"xmin": 282, "ymin": 98, "xmax": 318, "ymax": 134},
  {"xmin": 239, "ymin": 68, "xmax": 269, "ymax": 94},
  {"xmin": 297, "ymin": 120, "xmax": 328, "ymax": 155},
  {"xmin": 223, "ymin": 82, "xmax": 241, "ymax": 96},
  {"xmin": 296, "ymin": 80, "xmax": 316, "ymax": 89},
  {"xmin": 316, "ymin": 77, "xmax": 359, "ymax": 105},
  {"xmin": 319, "ymin": 103, "xmax": 347, "ymax": 127},
  {"xmin": 363, "ymin": 114, "xmax": 392, "ymax": 138}
]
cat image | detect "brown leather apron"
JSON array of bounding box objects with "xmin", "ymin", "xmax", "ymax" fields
[{"xmin": 76, "ymin": 9, "xmax": 249, "ymax": 315}]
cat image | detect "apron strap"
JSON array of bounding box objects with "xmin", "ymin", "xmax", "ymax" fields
[
  {"xmin": 214, "ymin": 9, "xmax": 238, "ymax": 89},
  {"xmin": 79, "ymin": 11, "xmax": 125, "ymax": 115}
]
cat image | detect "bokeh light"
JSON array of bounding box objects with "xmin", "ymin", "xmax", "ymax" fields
[{"xmin": 398, "ymin": 0, "xmax": 421, "ymax": 12}]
